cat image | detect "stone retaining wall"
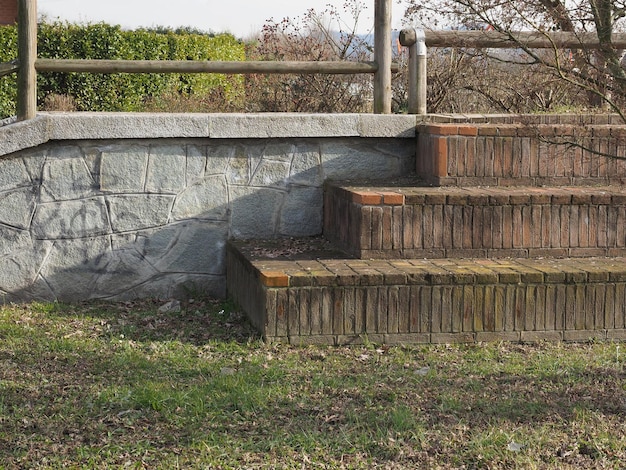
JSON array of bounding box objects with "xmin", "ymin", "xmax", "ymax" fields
[{"xmin": 0, "ymin": 113, "xmax": 416, "ymax": 302}]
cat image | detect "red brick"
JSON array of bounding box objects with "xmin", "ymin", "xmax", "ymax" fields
[
  {"xmin": 521, "ymin": 331, "xmax": 563, "ymax": 342},
  {"xmin": 425, "ymin": 124, "xmax": 459, "ymax": 135},
  {"xmin": 432, "ymin": 204, "xmax": 444, "ymax": 248},
  {"xmin": 443, "ymin": 205, "xmax": 454, "ymax": 248},
  {"xmin": 382, "ymin": 206, "xmax": 393, "ymax": 250},
  {"xmin": 260, "ymin": 271, "xmax": 289, "ymax": 287},
  {"xmin": 477, "ymin": 126, "xmax": 499, "ymax": 136},
  {"xmin": 433, "ymin": 137, "xmax": 448, "ymax": 177},
  {"xmin": 412, "ymin": 204, "xmax": 423, "ymax": 249},
  {"xmin": 458, "ymin": 125, "xmax": 478, "ymax": 136},
  {"xmin": 275, "ymin": 289, "xmax": 289, "ymax": 337},
  {"xmin": 380, "ymin": 191, "xmax": 405, "ymax": 205},
  {"xmin": 352, "ymin": 191, "xmax": 382, "ymax": 205},
  {"xmin": 563, "ymin": 330, "xmax": 606, "ymax": 342}
]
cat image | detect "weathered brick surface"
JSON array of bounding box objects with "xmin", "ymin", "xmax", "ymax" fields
[
  {"xmin": 325, "ymin": 183, "xmax": 626, "ymax": 259},
  {"xmin": 418, "ymin": 123, "xmax": 626, "ymax": 186},
  {"xmin": 228, "ymin": 241, "xmax": 626, "ymax": 344},
  {"xmin": 230, "ymin": 117, "xmax": 626, "ymax": 345}
]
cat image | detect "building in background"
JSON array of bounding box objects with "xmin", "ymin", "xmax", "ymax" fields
[{"xmin": 0, "ymin": 0, "xmax": 17, "ymax": 25}]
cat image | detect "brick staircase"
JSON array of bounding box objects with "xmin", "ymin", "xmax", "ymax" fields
[{"xmin": 227, "ymin": 117, "xmax": 626, "ymax": 345}]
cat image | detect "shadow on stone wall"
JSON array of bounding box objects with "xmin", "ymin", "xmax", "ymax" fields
[{"xmin": 0, "ymin": 136, "xmax": 414, "ymax": 303}]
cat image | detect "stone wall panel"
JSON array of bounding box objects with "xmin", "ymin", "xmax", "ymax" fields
[{"xmin": 0, "ymin": 116, "xmax": 414, "ymax": 301}]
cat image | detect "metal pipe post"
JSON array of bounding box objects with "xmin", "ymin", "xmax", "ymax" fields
[{"xmin": 400, "ymin": 28, "xmax": 427, "ymax": 115}]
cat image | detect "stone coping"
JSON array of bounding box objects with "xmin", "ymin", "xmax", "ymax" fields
[
  {"xmin": 0, "ymin": 112, "xmax": 420, "ymax": 157},
  {"xmin": 3, "ymin": 112, "xmax": 623, "ymax": 157}
]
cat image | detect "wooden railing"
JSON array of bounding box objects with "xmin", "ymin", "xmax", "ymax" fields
[
  {"xmin": 7, "ymin": 0, "xmax": 626, "ymax": 121},
  {"xmin": 400, "ymin": 29, "xmax": 626, "ymax": 114},
  {"xmin": 4, "ymin": 0, "xmax": 396, "ymax": 121}
]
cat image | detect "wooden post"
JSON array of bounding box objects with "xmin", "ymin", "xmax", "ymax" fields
[
  {"xmin": 17, "ymin": 0, "xmax": 37, "ymax": 121},
  {"xmin": 373, "ymin": 0, "xmax": 391, "ymax": 114}
]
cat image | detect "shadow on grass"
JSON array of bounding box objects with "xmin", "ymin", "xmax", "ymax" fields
[
  {"xmin": 45, "ymin": 297, "xmax": 262, "ymax": 346},
  {"xmin": 2, "ymin": 302, "xmax": 626, "ymax": 467}
]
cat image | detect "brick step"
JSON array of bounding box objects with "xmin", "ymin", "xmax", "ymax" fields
[
  {"xmin": 227, "ymin": 238, "xmax": 626, "ymax": 345},
  {"xmin": 418, "ymin": 122, "xmax": 626, "ymax": 186},
  {"xmin": 324, "ymin": 182, "xmax": 626, "ymax": 259}
]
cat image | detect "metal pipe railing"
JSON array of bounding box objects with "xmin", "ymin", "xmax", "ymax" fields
[
  {"xmin": 399, "ymin": 28, "xmax": 427, "ymax": 115},
  {"xmin": 399, "ymin": 28, "xmax": 626, "ymax": 115}
]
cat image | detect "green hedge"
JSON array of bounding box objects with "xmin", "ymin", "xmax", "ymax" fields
[
  {"xmin": 0, "ymin": 26, "xmax": 17, "ymax": 118},
  {"xmin": 0, "ymin": 22, "xmax": 245, "ymax": 117}
]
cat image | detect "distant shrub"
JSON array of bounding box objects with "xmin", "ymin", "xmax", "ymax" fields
[
  {"xmin": 0, "ymin": 26, "xmax": 17, "ymax": 118},
  {"xmin": 0, "ymin": 22, "xmax": 245, "ymax": 118}
]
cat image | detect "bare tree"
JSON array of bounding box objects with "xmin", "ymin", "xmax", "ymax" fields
[
  {"xmin": 403, "ymin": 0, "xmax": 626, "ymax": 116},
  {"xmin": 244, "ymin": 1, "xmax": 375, "ymax": 113}
]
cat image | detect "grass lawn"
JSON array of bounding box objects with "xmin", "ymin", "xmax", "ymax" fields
[{"xmin": 0, "ymin": 298, "xmax": 625, "ymax": 469}]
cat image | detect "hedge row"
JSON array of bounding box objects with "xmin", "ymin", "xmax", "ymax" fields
[{"xmin": 0, "ymin": 22, "xmax": 245, "ymax": 117}]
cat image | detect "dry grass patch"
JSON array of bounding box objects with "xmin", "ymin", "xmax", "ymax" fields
[{"xmin": 0, "ymin": 299, "xmax": 625, "ymax": 468}]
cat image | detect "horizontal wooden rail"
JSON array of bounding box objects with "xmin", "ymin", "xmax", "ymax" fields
[
  {"xmin": 423, "ymin": 30, "xmax": 626, "ymax": 49},
  {"xmin": 0, "ymin": 61, "xmax": 19, "ymax": 77},
  {"xmin": 35, "ymin": 59, "xmax": 399, "ymax": 74}
]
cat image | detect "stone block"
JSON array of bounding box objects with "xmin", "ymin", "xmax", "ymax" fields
[
  {"xmin": 100, "ymin": 145, "xmax": 148, "ymax": 192},
  {"xmin": 0, "ymin": 156, "xmax": 32, "ymax": 192},
  {"xmin": 225, "ymin": 145, "xmax": 252, "ymax": 185},
  {"xmin": 288, "ymin": 143, "xmax": 323, "ymax": 186},
  {"xmin": 209, "ymin": 113, "xmax": 360, "ymax": 138},
  {"xmin": 0, "ymin": 115, "xmax": 49, "ymax": 156},
  {"xmin": 138, "ymin": 220, "xmax": 228, "ymax": 275},
  {"xmin": 171, "ymin": 175, "xmax": 229, "ymax": 221},
  {"xmin": 39, "ymin": 237, "xmax": 111, "ymax": 301},
  {"xmin": 91, "ymin": 249, "xmax": 159, "ymax": 298},
  {"xmin": 146, "ymin": 145, "xmax": 187, "ymax": 193},
  {"xmin": 107, "ymin": 273, "xmax": 226, "ymax": 301},
  {"xmin": 321, "ymin": 139, "xmax": 410, "ymax": 180},
  {"xmin": 0, "ymin": 187, "xmax": 36, "ymax": 230},
  {"xmin": 229, "ymin": 186, "xmax": 284, "ymax": 239},
  {"xmin": 32, "ymin": 197, "xmax": 110, "ymax": 240},
  {"xmin": 186, "ymin": 145, "xmax": 207, "ymax": 183},
  {"xmin": 250, "ymin": 159, "xmax": 291, "ymax": 189},
  {"xmin": 0, "ymin": 240, "xmax": 53, "ymax": 293},
  {"xmin": 47, "ymin": 113, "xmax": 209, "ymax": 140},
  {"xmin": 0, "ymin": 226, "xmax": 31, "ymax": 256},
  {"xmin": 279, "ymin": 186, "xmax": 324, "ymax": 237},
  {"xmin": 358, "ymin": 115, "xmax": 417, "ymax": 138},
  {"xmin": 40, "ymin": 152, "xmax": 96, "ymax": 202},
  {"xmin": 107, "ymin": 194, "xmax": 174, "ymax": 232}
]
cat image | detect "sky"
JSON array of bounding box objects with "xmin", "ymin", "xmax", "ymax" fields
[{"xmin": 37, "ymin": 0, "xmax": 408, "ymax": 39}]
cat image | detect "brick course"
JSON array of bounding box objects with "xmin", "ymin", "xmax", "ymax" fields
[
  {"xmin": 418, "ymin": 123, "xmax": 626, "ymax": 186},
  {"xmin": 228, "ymin": 240, "xmax": 626, "ymax": 344},
  {"xmin": 325, "ymin": 183, "xmax": 626, "ymax": 259}
]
